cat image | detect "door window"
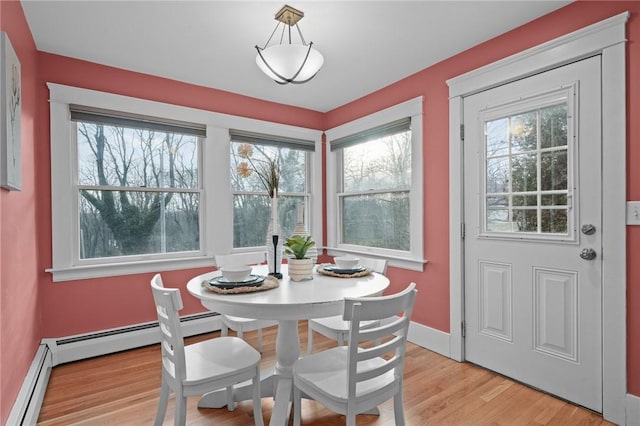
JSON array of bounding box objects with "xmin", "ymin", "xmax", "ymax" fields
[{"xmin": 480, "ymin": 87, "xmax": 575, "ymax": 241}]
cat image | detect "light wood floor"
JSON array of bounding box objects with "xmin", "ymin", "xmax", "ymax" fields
[{"xmin": 37, "ymin": 322, "xmax": 611, "ymax": 425}]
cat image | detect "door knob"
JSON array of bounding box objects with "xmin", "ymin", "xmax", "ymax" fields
[
  {"xmin": 581, "ymin": 224, "xmax": 596, "ymax": 235},
  {"xmin": 579, "ymin": 248, "xmax": 597, "ymax": 260}
]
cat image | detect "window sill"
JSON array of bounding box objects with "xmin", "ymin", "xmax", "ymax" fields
[
  {"xmin": 324, "ymin": 247, "xmax": 427, "ymax": 272},
  {"xmin": 46, "ymin": 255, "xmax": 215, "ymax": 282}
]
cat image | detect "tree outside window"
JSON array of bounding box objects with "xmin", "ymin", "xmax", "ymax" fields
[
  {"xmin": 76, "ymin": 121, "xmax": 200, "ymax": 259},
  {"xmin": 340, "ymin": 130, "xmax": 411, "ymax": 250}
]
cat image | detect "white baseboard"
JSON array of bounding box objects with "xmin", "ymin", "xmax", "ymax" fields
[
  {"xmin": 407, "ymin": 320, "xmax": 451, "ymax": 357},
  {"xmin": 7, "ymin": 344, "xmax": 53, "ymax": 426},
  {"xmin": 628, "ymin": 393, "xmax": 640, "ymax": 426}
]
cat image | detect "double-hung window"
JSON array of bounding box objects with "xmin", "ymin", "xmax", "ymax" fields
[
  {"xmin": 325, "ymin": 97, "xmax": 424, "ymax": 270},
  {"xmin": 48, "ymin": 84, "xmax": 214, "ymax": 281},
  {"xmin": 48, "ymin": 83, "xmax": 323, "ymax": 281},
  {"xmin": 229, "ymin": 130, "xmax": 314, "ymax": 248},
  {"xmin": 72, "ymin": 106, "xmax": 203, "ymax": 260}
]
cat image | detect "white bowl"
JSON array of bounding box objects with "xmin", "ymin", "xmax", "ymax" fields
[
  {"xmin": 334, "ymin": 256, "xmax": 360, "ymax": 269},
  {"xmin": 220, "ymin": 265, "xmax": 251, "ymax": 282}
]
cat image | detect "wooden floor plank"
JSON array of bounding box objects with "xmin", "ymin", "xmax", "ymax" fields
[{"xmin": 37, "ymin": 322, "xmax": 611, "ymax": 425}]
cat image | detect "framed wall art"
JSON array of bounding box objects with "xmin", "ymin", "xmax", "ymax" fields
[{"xmin": 1, "ymin": 31, "xmax": 22, "ymax": 191}]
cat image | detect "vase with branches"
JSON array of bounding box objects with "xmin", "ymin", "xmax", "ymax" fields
[
  {"xmin": 236, "ymin": 143, "xmax": 283, "ymax": 277},
  {"xmin": 236, "ymin": 143, "xmax": 279, "ymax": 197}
]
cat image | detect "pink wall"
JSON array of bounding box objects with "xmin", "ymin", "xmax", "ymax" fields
[
  {"xmin": 1, "ymin": 1, "xmax": 639, "ymax": 423},
  {"xmin": 325, "ymin": 0, "xmax": 640, "ymax": 397},
  {"xmin": 0, "ymin": 1, "xmax": 41, "ymax": 423}
]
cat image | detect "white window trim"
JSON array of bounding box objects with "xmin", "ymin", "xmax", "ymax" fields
[
  {"xmin": 47, "ymin": 83, "xmax": 323, "ymax": 281},
  {"xmin": 325, "ymin": 96, "xmax": 425, "ymax": 271}
]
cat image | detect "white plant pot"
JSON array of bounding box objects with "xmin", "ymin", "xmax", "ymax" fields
[{"xmin": 287, "ymin": 258, "xmax": 314, "ymax": 281}]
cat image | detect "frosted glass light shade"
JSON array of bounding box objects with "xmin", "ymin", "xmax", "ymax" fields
[{"xmin": 256, "ymin": 44, "xmax": 324, "ymax": 84}]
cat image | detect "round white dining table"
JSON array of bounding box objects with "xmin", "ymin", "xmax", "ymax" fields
[{"xmin": 186, "ymin": 263, "xmax": 390, "ymax": 426}]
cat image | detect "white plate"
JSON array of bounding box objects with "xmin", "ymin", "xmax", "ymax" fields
[
  {"xmin": 323, "ymin": 265, "xmax": 366, "ymax": 274},
  {"xmin": 215, "ymin": 274, "xmax": 260, "ymax": 284},
  {"xmin": 207, "ymin": 275, "xmax": 266, "ymax": 289}
]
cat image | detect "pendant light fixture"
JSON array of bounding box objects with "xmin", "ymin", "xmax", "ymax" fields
[{"xmin": 255, "ymin": 4, "xmax": 324, "ymax": 85}]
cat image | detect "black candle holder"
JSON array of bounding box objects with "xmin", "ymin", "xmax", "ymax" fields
[{"xmin": 269, "ymin": 234, "xmax": 283, "ymax": 279}]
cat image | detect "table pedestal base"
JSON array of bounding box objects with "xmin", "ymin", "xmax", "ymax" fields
[
  {"xmin": 197, "ymin": 373, "xmax": 277, "ymax": 409},
  {"xmin": 197, "ymin": 320, "xmax": 299, "ymax": 425}
]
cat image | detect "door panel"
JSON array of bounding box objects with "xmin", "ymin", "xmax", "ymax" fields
[
  {"xmin": 478, "ymin": 261, "xmax": 512, "ymax": 341},
  {"xmin": 463, "ymin": 56, "xmax": 602, "ymax": 411},
  {"xmin": 533, "ymin": 268, "xmax": 578, "ymax": 361}
]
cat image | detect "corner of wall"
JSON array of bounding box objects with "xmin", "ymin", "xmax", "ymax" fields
[{"xmin": 628, "ymin": 393, "xmax": 640, "ymax": 426}]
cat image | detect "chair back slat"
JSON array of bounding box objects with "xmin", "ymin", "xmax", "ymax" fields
[
  {"xmin": 355, "ymin": 355, "xmax": 402, "ymax": 383},
  {"xmin": 356, "ymin": 335, "xmax": 402, "ymax": 361},
  {"xmin": 357, "ymin": 317, "xmax": 406, "ymax": 344},
  {"xmin": 150, "ymin": 274, "xmax": 187, "ymax": 384},
  {"xmin": 344, "ymin": 283, "xmax": 417, "ymax": 401}
]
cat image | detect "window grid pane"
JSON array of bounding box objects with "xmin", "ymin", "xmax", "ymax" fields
[
  {"xmin": 79, "ymin": 189, "xmax": 200, "ymax": 259},
  {"xmin": 341, "ymin": 192, "xmax": 410, "ymax": 250},
  {"xmin": 77, "ymin": 122, "xmax": 199, "ymax": 189},
  {"xmin": 484, "ymin": 102, "xmax": 569, "ymax": 235},
  {"xmin": 342, "ymin": 131, "xmax": 411, "ymax": 192}
]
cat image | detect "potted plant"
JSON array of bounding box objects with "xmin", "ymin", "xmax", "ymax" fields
[{"xmin": 284, "ymin": 234, "xmax": 315, "ymax": 281}]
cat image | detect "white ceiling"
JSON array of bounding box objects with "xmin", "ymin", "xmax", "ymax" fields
[{"xmin": 21, "ymin": 1, "xmax": 571, "ymax": 112}]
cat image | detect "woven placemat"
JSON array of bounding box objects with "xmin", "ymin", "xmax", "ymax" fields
[
  {"xmin": 316, "ymin": 264, "xmax": 372, "ymax": 278},
  {"xmin": 201, "ymin": 276, "xmax": 279, "ymax": 294}
]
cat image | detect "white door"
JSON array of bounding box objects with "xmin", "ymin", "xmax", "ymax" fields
[{"xmin": 463, "ymin": 56, "xmax": 602, "ymax": 411}]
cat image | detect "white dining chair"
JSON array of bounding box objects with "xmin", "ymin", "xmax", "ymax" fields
[
  {"xmin": 293, "ymin": 282, "xmax": 417, "ymax": 426},
  {"xmin": 150, "ymin": 274, "xmax": 263, "ymax": 426},
  {"xmin": 307, "ymin": 257, "xmax": 388, "ymax": 354},
  {"xmin": 215, "ymin": 252, "xmax": 277, "ymax": 353}
]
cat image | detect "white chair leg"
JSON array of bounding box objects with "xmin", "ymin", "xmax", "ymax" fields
[
  {"xmin": 337, "ymin": 331, "xmax": 345, "ymax": 346},
  {"xmin": 257, "ymin": 328, "xmax": 263, "ymax": 353},
  {"xmin": 238, "ymin": 329, "xmax": 244, "ymax": 340},
  {"xmin": 226, "ymin": 385, "xmax": 236, "ymax": 411},
  {"xmin": 307, "ymin": 321, "xmax": 314, "ymax": 355},
  {"xmin": 154, "ymin": 382, "xmax": 169, "ymax": 426},
  {"xmin": 174, "ymin": 392, "xmax": 187, "ymax": 426},
  {"xmin": 346, "ymin": 410, "xmax": 356, "ymax": 426},
  {"xmin": 221, "ymin": 321, "xmax": 229, "ymax": 337},
  {"xmin": 293, "ymin": 384, "xmax": 302, "ymax": 426},
  {"xmin": 394, "ymin": 390, "xmax": 406, "ymax": 426},
  {"xmin": 252, "ymin": 366, "xmax": 264, "ymax": 426}
]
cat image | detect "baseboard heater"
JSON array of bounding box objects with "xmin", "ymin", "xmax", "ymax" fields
[
  {"xmin": 6, "ymin": 344, "xmax": 53, "ymax": 426},
  {"xmin": 42, "ymin": 311, "xmax": 221, "ymax": 365},
  {"xmin": 7, "ymin": 312, "xmax": 221, "ymax": 425}
]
